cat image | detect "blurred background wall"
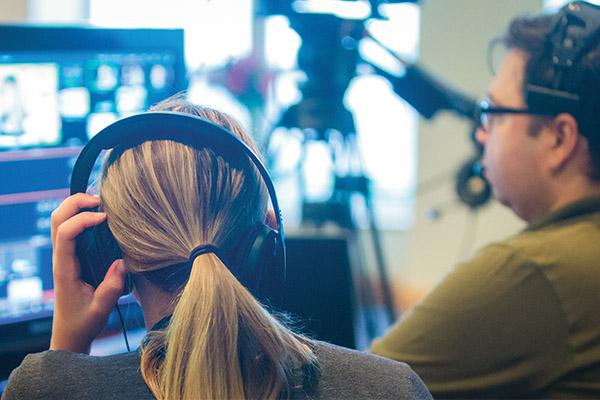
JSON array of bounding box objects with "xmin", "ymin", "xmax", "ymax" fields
[{"xmin": 0, "ymin": 0, "xmax": 549, "ymax": 316}]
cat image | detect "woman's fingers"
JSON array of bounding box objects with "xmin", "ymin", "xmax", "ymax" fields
[
  {"xmin": 92, "ymin": 260, "xmax": 126, "ymax": 318},
  {"xmin": 52, "ymin": 211, "xmax": 106, "ymax": 285},
  {"xmin": 51, "ymin": 193, "xmax": 100, "ymax": 246}
]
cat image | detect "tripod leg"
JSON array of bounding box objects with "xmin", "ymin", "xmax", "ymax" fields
[
  {"xmin": 346, "ymin": 226, "xmax": 380, "ymax": 346},
  {"xmin": 365, "ymin": 195, "xmax": 398, "ymax": 325},
  {"xmin": 347, "ymin": 132, "xmax": 398, "ymax": 327}
]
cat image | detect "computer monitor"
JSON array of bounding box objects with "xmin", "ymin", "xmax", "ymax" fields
[{"xmin": 0, "ymin": 25, "xmax": 186, "ymax": 377}]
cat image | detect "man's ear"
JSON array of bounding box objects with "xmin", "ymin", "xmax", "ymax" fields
[{"xmin": 547, "ymin": 113, "xmax": 581, "ymax": 172}]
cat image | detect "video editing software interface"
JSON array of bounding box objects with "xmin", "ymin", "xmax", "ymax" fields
[{"xmin": 0, "ymin": 27, "xmax": 185, "ymax": 329}]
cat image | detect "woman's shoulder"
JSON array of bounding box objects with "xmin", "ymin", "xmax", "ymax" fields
[
  {"xmin": 12, "ymin": 349, "xmax": 139, "ymax": 373},
  {"xmin": 2, "ymin": 350, "xmax": 150, "ymax": 400},
  {"xmin": 310, "ymin": 341, "xmax": 432, "ymax": 399},
  {"xmin": 314, "ymin": 340, "xmax": 411, "ymax": 367}
]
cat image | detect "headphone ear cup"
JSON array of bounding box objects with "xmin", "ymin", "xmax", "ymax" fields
[
  {"xmin": 231, "ymin": 223, "xmax": 283, "ymax": 306},
  {"xmin": 75, "ymin": 208, "xmax": 127, "ymax": 294}
]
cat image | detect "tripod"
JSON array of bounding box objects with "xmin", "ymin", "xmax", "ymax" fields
[{"xmin": 268, "ymin": 95, "xmax": 398, "ymax": 342}]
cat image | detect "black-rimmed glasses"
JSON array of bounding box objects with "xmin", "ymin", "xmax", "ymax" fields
[{"xmin": 477, "ymin": 100, "xmax": 555, "ymax": 132}]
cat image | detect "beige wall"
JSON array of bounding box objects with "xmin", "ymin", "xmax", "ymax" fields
[
  {"xmin": 0, "ymin": 0, "xmax": 88, "ymax": 23},
  {"xmin": 380, "ymin": 0, "xmax": 544, "ymax": 309},
  {"xmin": 0, "ymin": 0, "xmax": 27, "ymax": 22}
]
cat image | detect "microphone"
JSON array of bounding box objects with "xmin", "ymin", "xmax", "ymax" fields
[
  {"xmin": 368, "ymin": 61, "xmax": 478, "ymax": 120},
  {"xmin": 362, "ymin": 30, "xmax": 478, "ymax": 120}
]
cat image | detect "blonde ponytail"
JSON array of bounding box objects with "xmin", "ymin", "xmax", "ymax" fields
[{"xmin": 141, "ymin": 255, "xmax": 314, "ymax": 400}]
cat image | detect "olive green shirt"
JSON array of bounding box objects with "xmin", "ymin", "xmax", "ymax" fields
[{"xmin": 371, "ymin": 197, "xmax": 600, "ymax": 399}]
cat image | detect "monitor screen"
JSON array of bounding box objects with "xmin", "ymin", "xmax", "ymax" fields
[{"xmin": 0, "ymin": 26, "xmax": 186, "ymax": 328}]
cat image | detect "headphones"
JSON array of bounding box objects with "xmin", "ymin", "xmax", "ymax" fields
[
  {"xmin": 69, "ymin": 111, "xmax": 286, "ymax": 306},
  {"xmin": 526, "ymin": 1, "xmax": 600, "ymax": 118}
]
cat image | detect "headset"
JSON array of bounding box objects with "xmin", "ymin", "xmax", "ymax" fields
[
  {"xmin": 464, "ymin": 1, "xmax": 600, "ymax": 209},
  {"xmin": 526, "ymin": 1, "xmax": 600, "ymax": 121},
  {"xmin": 69, "ymin": 111, "xmax": 286, "ymax": 307}
]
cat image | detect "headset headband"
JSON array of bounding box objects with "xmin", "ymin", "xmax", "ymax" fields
[
  {"xmin": 526, "ymin": 1, "xmax": 600, "ymax": 116},
  {"xmin": 69, "ymin": 111, "xmax": 285, "ymax": 267},
  {"xmin": 548, "ymin": 1, "xmax": 600, "ymax": 73}
]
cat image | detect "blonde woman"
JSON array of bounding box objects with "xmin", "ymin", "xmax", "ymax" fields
[{"xmin": 3, "ymin": 97, "xmax": 431, "ymax": 400}]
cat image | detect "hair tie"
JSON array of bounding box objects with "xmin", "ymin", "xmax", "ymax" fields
[{"xmin": 188, "ymin": 244, "xmax": 223, "ymax": 265}]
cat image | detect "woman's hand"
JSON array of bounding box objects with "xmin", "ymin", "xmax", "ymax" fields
[{"xmin": 49, "ymin": 193, "xmax": 126, "ymax": 354}]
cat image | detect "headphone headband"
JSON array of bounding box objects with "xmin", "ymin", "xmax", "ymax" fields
[
  {"xmin": 526, "ymin": 1, "xmax": 600, "ymax": 117},
  {"xmin": 70, "ymin": 111, "xmax": 285, "ymax": 242},
  {"xmin": 549, "ymin": 1, "xmax": 600, "ymax": 72}
]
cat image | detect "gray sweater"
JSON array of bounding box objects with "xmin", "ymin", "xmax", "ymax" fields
[{"xmin": 3, "ymin": 341, "xmax": 431, "ymax": 399}]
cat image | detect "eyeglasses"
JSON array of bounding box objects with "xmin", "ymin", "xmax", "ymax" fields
[{"xmin": 477, "ymin": 100, "xmax": 555, "ymax": 132}]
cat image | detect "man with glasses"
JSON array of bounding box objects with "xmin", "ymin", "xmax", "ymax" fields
[{"xmin": 371, "ymin": 2, "xmax": 600, "ymax": 398}]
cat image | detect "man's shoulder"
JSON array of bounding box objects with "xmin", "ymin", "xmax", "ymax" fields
[
  {"xmin": 312, "ymin": 341, "xmax": 432, "ymax": 399},
  {"xmin": 455, "ymin": 239, "xmax": 526, "ymax": 278},
  {"xmin": 512, "ymin": 203, "xmax": 600, "ymax": 247},
  {"xmin": 499, "ymin": 211, "xmax": 600, "ymax": 268},
  {"xmin": 466, "ymin": 220, "xmax": 586, "ymax": 271}
]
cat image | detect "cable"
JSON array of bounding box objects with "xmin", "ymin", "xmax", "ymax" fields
[
  {"xmin": 456, "ymin": 209, "xmax": 479, "ymax": 263},
  {"xmin": 116, "ymin": 304, "xmax": 131, "ymax": 352},
  {"xmin": 411, "ymin": 171, "xmax": 454, "ymax": 199}
]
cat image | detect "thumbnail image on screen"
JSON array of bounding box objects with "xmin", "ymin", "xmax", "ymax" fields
[{"xmin": 0, "ymin": 64, "xmax": 61, "ymax": 149}]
